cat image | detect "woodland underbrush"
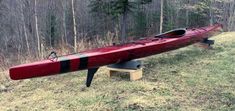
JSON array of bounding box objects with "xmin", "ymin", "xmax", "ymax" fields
[{"xmin": 0, "ymin": 32, "xmax": 119, "ymax": 72}]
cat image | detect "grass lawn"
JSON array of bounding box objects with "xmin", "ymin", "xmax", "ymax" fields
[{"xmin": 0, "ymin": 32, "xmax": 235, "ymax": 111}]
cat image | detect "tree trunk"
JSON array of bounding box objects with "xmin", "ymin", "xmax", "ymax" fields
[
  {"xmin": 4, "ymin": 36, "xmax": 8, "ymax": 52},
  {"xmin": 20, "ymin": 1, "xmax": 30, "ymax": 54},
  {"xmin": 222, "ymin": 2, "xmax": 228, "ymax": 31},
  {"xmin": 209, "ymin": 0, "xmax": 213, "ymax": 25},
  {"xmin": 160, "ymin": 0, "xmax": 164, "ymax": 33},
  {"xmin": 35, "ymin": 0, "xmax": 40, "ymax": 57},
  {"xmin": 72, "ymin": 0, "xmax": 77, "ymax": 52},
  {"xmin": 185, "ymin": 0, "xmax": 190, "ymax": 27},
  {"xmin": 186, "ymin": 10, "xmax": 189, "ymax": 26},
  {"xmin": 228, "ymin": 1, "xmax": 235, "ymax": 31},
  {"xmin": 230, "ymin": 9, "xmax": 235, "ymax": 31},
  {"xmin": 61, "ymin": 1, "xmax": 67, "ymax": 44},
  {"xmin": 120, "ymin": 9, "xmax": 127, "ymax": 43}
]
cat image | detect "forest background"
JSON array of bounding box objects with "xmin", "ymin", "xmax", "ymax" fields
[{"xmin": 0, "ymin": 0, "xmax": 235, "ymax": 70}]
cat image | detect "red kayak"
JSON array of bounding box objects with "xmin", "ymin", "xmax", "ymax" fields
[{"xmin": 9, "ymin": 24, "xmax": 223, "ymax": 87}]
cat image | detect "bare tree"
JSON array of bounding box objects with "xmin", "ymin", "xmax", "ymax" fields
[
  {"xmin": 72, "ymin": 0, "xmax": 77, "ymax": 52},
  {"xmin": 34, "ymin": 0, "xmax": 40, "ymax": 57},
  {"xmin": 160, "ymin": 0, "xmax": 164, "ymax": 33},
  {"xmin": 20, "ymin": 1, "xmax": 30, "ymax": 53},
  {"xmin": 228, "ymin": 0, "xmax": 235, "ymax": 31},
  {"xmin": 61, "ymin": 0, "xmax": 67, "ymax": 44}
]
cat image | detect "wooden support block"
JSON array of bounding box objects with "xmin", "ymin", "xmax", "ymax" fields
[
  {"xmin": 194, "ymin": 43, "xmax": 213, "ymax": 49},
  {"xmin": 107, "ymin": 67, "xmax": 143, "ymax": 81},
  {"xmin": 194, "ymin": 39, "xmax": 214, "ymax": 49}
]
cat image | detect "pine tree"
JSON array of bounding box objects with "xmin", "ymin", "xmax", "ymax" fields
[{"xmin": 89, "ymin": 0, "xmax": 152, "ymax": 42}]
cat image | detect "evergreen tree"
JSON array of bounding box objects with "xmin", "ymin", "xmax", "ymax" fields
[
  {"xmin": 89, "ymin": 0, "xmax": 152, "ymax": 42},
  {"xmin": 133, "ymin": 7, "xmax": 147, "ymax": 37}
]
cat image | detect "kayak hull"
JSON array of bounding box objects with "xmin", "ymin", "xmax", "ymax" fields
[{"xmin": 9, "ymin": 24, "xmax": 223, "ymax": 80}]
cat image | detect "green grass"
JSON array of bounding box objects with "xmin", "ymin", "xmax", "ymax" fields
[{"xmin": 0, "ymin": 32, "xmax": 235, "ymax": 111}]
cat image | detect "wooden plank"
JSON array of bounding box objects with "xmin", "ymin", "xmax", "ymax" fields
[{"xmin": 106, "ymin": 67, "xmax": 143, "ymax": 81}]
